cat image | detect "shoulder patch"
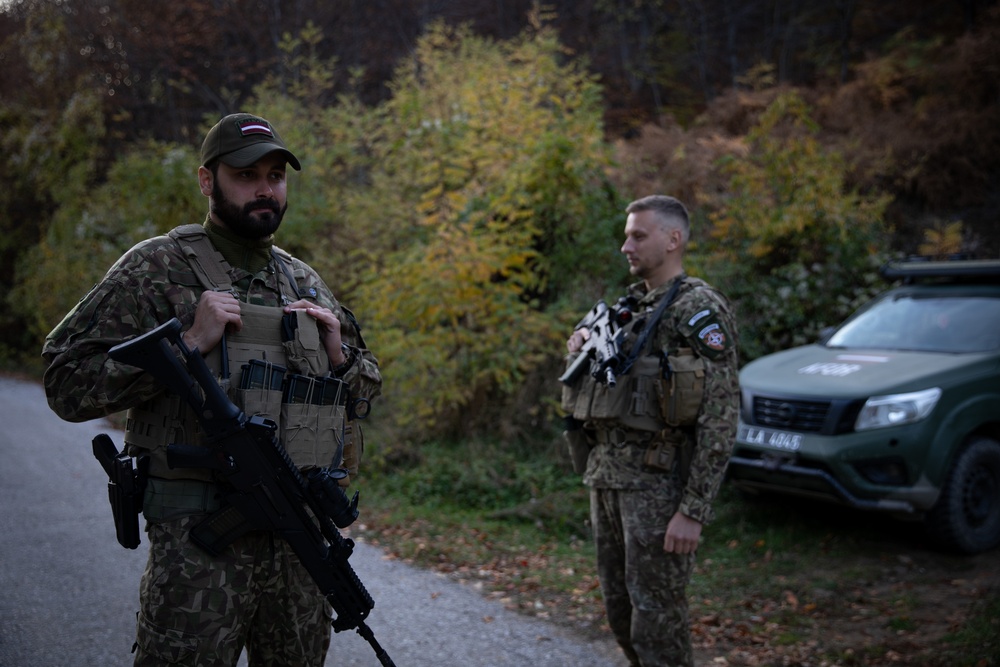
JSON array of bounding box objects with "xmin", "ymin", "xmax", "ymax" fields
[
  {"xmin": 697, "ymin": 321, "xmax": 729, "ymax": 353},
  {"xmin": 677, "ymin": 305, "xmax": 734, "ymax": 360},
  {"xmin": 688, "ymin": 309, "xmax": 712, "ymax": 328}
]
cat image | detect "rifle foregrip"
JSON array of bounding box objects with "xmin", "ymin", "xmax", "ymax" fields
[
  {"xmin": 328, "ymin": 547, "xmax": 376, "ymax": 632},
  {"xmin": 558, "ymin": 351, "xmax": 590, "ymax": 386}
]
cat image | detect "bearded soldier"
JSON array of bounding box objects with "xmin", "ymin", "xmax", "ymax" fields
[{"xmin": 42, "ymin": 113, "xmax": 382, "ymax": 666}]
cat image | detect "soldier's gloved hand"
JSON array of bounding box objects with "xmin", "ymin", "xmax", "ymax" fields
[
  {"xmin": 183, "ymin": 290, "xmax": 242, "ymax": 354},
  {"xmin": 283, "ymin": 300, "xmax": 348, "ymax": 366}
]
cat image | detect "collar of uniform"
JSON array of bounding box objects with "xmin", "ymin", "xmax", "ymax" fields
[
  {"xmin": 631, "ymin": 273, "xmax": 687, "ymax": 307},
  {"xmin": 204, "ymin": 219, "xmax": 273, "ymax": 274}
]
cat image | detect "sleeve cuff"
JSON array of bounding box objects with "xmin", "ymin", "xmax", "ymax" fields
[
  {"xmin": 331, "ymin": 344, "xmax": 357, "ymax": 377},
  {"xmin": 679, "ymin": 495, "xmax": 715, "ymax": 525}
]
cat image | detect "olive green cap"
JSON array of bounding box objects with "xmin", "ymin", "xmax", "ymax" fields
[{"xmin": 200, "ymin": 113, "xmax": 301, "ymax": 171}]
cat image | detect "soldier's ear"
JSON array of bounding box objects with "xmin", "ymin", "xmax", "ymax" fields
[
  {"xmin": 198, "ymin": 166, "xmax": 214, "ymax": 196},
  {"xmin": 668, "ymin": 227, "xmax": 683, "ymax": 251}
]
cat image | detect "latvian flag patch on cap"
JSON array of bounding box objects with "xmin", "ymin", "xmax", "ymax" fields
[{"xmin": 238, "ymin": 118, "xmax": 273, "ymax": 137}]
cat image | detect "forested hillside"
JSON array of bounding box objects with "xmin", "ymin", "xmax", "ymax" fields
[{"xmin": 1, "ymin": 0, "xmax": 997, "ymax": 442}]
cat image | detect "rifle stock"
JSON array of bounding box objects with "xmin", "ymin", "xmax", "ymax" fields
[{"xmin": 108, "ymin": 318, "xmax": 395, "ymax": 667}]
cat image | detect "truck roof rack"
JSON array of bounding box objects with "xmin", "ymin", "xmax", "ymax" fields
[{"xmin": 880, "ymin": 258, "xmax": 1000, "ymax": 283}]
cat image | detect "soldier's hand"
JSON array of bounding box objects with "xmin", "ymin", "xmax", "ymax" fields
[
  {"xmin": 284, "ymin": 301, "xmax": 348, "ymax": 366},
  {"xmin": 663, "ymin": 511, "xmax": 702, "ymax": 554},
  {"xmin": 567, "ymin": 328, "xmax": 591, "ymax": 353},
  {"xmin": 183, "ymin": 290, "xmax": 242, "ymax": 354}
]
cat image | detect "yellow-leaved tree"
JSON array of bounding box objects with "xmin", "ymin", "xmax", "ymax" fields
[
  {"xmin": 346, "ymin": 20, "xmax": 627, "ymax": 441},
  {"xmin": 705, "ymin": 91, "xmax": 892, "ymax": 360},
  {"xmin": 14, "ymin": 138, "xmax": 202, "ymax": 346},
  {"xmin": 17, "ymin": 19, "xmax": 628, "ymax": 446}
]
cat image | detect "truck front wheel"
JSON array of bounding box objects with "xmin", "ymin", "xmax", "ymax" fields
[{"xmin": 926, "ymin": 436, "xmax": 1000, "ymax": 554}]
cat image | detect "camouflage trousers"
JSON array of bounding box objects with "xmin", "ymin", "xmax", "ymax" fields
[
  {"xmin": 133, "ymin": 514, "xmax": 332, "ymax": 666},
  {"xmin": 590, "ymin": 486, "xmax": 696, "ymax": 667}
]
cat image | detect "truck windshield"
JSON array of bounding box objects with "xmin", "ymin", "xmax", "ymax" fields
[{"xmin": 827, "ymin": 294, "xmax": 1000, "ymax": 353}]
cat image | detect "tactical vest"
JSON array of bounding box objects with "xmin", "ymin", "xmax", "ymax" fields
[
  {"xmin": 124, "ymin": 224, "xmax": 348, "ymax": 482},
  {"xmin": 561, "ymin": 278, "xmax": 708, "ymax": 433}
]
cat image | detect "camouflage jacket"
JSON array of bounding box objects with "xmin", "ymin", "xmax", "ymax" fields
[
  {"xmin": 582, "ymin": 274, "xmax": 739, "ymax": 524},
  {"xmin": 42, "ymin": 221, "xmax": 382, "ymax": 423}
]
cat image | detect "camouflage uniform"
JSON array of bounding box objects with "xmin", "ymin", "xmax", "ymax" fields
[
  {"xmin": 42, "ymin": 219, "xmax": 382, "ymax": 667},
  {"xmin": 576, "ymin": 275, "xmax": 739, "ymax": 667}
]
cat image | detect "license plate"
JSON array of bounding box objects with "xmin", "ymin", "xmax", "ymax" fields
[{"xmin": 738, "ymin": 425, "xmax": 803, "ymax": 452}]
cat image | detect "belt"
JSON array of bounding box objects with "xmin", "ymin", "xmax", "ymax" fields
[
  {"xmin": 593, "ymin": 427, "xmax": 657, "ymax": 446},
  {"xmin": 143, "ymin": 477, "xmax": 223, "ymax": 523}
]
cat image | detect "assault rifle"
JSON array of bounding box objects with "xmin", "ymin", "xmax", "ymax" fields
[
  {"xmin": 558, "ymin": 297, "xmax": 636, "ymax": 387},
  {"xmin": 107, "ymin": 318, "xmax": 394, "ymax": 667}
]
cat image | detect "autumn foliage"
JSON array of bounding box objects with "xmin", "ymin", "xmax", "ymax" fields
[
  {"xmin": 2, "ymin": 2, "xmax": 999, "ymax": 443},
  {"xmin": 345, "ymin": 22, "xmax": 626, "ymax": 439}
]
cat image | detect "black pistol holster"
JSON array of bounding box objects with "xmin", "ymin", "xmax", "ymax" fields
[{"xmin": 92, "ymin": 433, "xmax": 148, "ymax": 549}]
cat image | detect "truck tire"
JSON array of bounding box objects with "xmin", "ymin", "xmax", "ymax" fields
[{"xmin": 925, "ymin": 436, "xmax": 1000, "ymax": 554}]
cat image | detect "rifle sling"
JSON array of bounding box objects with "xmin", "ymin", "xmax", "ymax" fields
[{"xmin": 617, "ymin": 275, "xmax": 683, "ymax": 377}]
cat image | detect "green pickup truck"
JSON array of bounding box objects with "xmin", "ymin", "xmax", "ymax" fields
[{"xmin": 727, "ymin": 258, "xmax": 1000, "ymax": 554}]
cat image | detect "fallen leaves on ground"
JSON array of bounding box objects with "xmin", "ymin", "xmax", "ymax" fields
[{"xmin": 353, "ymin": 516, "xmax": 999, "ymax": 667}]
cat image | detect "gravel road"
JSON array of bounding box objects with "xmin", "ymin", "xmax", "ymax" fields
[{"xmin": 0, "ymin": 376, "xmax": 627, "ymax": 667}]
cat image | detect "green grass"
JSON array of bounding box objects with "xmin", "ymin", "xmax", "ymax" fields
[
  {"xmin": 352, "ymin": 436, "xmax": 606, "ymax": 624},
  {"xmin": 938, "ymin": 591, "xmax": 1000, "ymax": 667},
  {"xmin": 349, "ymin": 435, "xmax": 999, "ymax": 662}
]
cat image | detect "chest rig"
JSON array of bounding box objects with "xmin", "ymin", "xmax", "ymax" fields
[
  {"xmin": 124, "ymin": 224, "xmax": 347, "ymax": 481},
  {"xmin": 562, "ymin": 277, "xmax": 708, "ymax": 433}
]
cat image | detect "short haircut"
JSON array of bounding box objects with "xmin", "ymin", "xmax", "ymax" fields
[{"xmin": 626, "ymin": 195, "xmax": 690, "ymax": 244}]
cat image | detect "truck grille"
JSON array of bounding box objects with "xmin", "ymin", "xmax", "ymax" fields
[{"xmin": 753, "ymin": 397, "xmax": 830, "ymax": 432}]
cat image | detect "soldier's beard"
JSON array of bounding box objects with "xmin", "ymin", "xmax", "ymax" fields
[{"xmin": 210, "ymin": 186, "xmax": 287, "ymax": 239}]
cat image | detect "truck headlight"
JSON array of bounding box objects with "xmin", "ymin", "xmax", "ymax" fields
[{"xmin": 855, "ymin": 388, "xmax": 941, "ymax": 431}]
